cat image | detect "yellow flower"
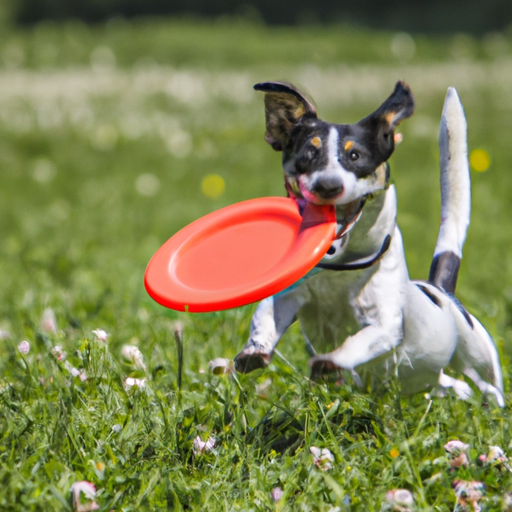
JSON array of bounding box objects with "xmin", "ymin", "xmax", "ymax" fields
[
  {"xmin": 390, "ymin": 447, "xmax": 400, "ymax": 458},
  {"xmin": 469, "ymin": 148, "xmax": 490, "ymax": 172},
  {"xmin": 202, "ymin": 174, "xmax": 225, "ymax": 198}
]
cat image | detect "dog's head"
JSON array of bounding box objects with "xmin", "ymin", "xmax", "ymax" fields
[{"xmin": 254, "ymin": 81, "xmax": 415, "ymax": 205}]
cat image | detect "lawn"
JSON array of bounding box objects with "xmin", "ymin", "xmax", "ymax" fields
[{"xmin": 1, "ymin": 18, "xmax": 512, "ymax": 510}]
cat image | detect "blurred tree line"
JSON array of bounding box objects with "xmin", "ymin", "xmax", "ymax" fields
[{"xmin": 3, "ymin": 0, "xmax": 512, "ymax": 34}]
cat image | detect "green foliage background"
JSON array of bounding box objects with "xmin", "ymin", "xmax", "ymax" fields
[{"xmin": 1, "ymin": 19, "xmax": 512, "ymax": 510}]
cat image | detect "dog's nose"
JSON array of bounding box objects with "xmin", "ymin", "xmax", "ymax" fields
[{"xmin": 312, "ymin": 175, "xmax": 344, "ymax": 199}]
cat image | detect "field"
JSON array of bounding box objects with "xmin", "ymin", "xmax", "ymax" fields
[{"xmin": 2, "ymin": 18, "xmax": 512, "ymax": 510}]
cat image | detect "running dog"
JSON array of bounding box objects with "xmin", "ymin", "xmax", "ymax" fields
[{"xmin": 234, "ymin": 81, "xmax": 504, "ymax": 406}]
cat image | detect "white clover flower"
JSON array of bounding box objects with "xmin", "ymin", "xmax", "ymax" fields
[
  {"xmin": 385, "ymin": 489, "xmax": 414, "ymax": 511},
  {"xmin": 0, "ymin": 329, "xmax": 10, "ymax": 340},
  {"xmin": 70, "ymin": 480, "xmax": 99, "ymax": 512},
  {"xmin": 121, "ymin": 345, "xmax": 146, "ymax": 370},
  {"xmin": 92, "ymin": 329, "xmax": 109, "ymax": 343},
  {"xmin": 17, "ymin": 340, "xmax": 30, "ymax": 354},
  {"xmin": 124, "ymin": 377, "xmax": 146, "ymax": 389},
  {"xmin": 310, "ymin": 446, "xmax": 334, "ymax": 471},
  {"xmin": 271, "ymin": 487, "xmax": 284, "ymax": 502},
  {"xmin": 488, "ymin": 445, "xmax": 506, "ymax": 462},
  {"xmin": 64, "ymin": 361, "xmax": 81, "ymax": 378},
  {"xmin": 208, "ymin": 358, "xmax": 232, "ymax": 375},
  {"xmin": 40, "ymin": 308, "xmax": 57, "ymax": 334},
  {"xmin": 453, "ymin": 480, "xmax": 485, "ymax": 512},
  {"xmin": 192, "ymin": 435, "xmax": 215, "ymax": 455},
  {"xmin": 444, "ymin": 440, "xmax": 470, "ymax": 468},
  {"xmin": 111, "ymin": 424, "xmax": 122, "ymax": 433},
  {"xmin": 479, "ymin": 445, "xmax": 509, "ymax": 469},
  {"xmin": 51, "ymin": 344, "xmax": 66, "ymax": 361}
]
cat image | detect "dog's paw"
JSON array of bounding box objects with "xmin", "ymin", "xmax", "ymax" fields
[
  {"xmin": 234, "ymin": 350, "xmax": 271, "ymax": 373},
  {"xmin": 309, "ymin": 356, "xmax": 341, "ymax": 380},
  {"xmin": 438, "ymin": 371, "xmax": 473, "ymax": 400}
]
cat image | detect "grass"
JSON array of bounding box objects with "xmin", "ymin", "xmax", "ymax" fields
[{"xmin": 1, "ymin": 17, "xmax": 512, "ymax": 510}]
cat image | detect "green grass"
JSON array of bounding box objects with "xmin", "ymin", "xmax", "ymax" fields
[{"xmin": 2, "ymin": 18, "xmax": 512, "ymax": 510}]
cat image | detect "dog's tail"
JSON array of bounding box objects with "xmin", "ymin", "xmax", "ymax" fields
[{"xmin": 428, "ymin": 87, "xmax": 471, "ymax": 294}]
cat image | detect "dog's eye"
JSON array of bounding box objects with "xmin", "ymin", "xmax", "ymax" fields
[
  {"xmin": 306, "ymin": 149, "xmax": 317, "ymax": 160},
  {"xmin": 349, "ymin": 150, "xmax": 359, "ymax": 161}
]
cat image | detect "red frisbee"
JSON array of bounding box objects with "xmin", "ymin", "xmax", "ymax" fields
[{"xmin": 144, "ymin": 197, "xmax": 336, "ymax": 312}]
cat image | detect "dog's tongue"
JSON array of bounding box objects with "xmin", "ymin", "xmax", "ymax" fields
[{"xmin": 299, "ymin": 201, "xmax": 336, "ymax": 232}]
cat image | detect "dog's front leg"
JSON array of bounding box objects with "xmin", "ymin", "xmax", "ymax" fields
[
  {"xmin": 234, "ymin": 289, "xmax": 309, "ymax": 373},
  {"xmin": 308, "ymin": 324, "xmax": 400, "ymax": 377}
]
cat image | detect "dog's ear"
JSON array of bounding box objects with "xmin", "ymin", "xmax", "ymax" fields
[
  {"xmin": 358, "ymin": 81, "xmax": 415, "ymax": 157},
  {"xmin": 363, "ymin": 81, "xmax": 415, "ymax": 132},
  {"xmin": 254, "ymin": 82, "xmax": 317, "ymax": 151}
]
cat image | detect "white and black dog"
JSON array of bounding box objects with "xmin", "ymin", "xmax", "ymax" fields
[{"xmin": 234, "ymin": 80, "xmax": 504, "ymax": 406}]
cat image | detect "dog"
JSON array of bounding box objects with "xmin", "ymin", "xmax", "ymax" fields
[{"xmin": 233, "ymin": 80, "xmax": 504, "ymax": 406}]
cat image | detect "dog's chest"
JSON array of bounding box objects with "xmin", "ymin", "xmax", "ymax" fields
[{"xmin": 296, "ymin": 265, "xmax": 381, "ymax": 352}]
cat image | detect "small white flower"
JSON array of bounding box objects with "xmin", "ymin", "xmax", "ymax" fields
[
  {"xmin": 208, "ymin": 358, "xmax": 232, "ymax": 375},
  {"xmin": 70, "ymin": 480, "xmax": 99, "ymax": 512},
  {"xmin": 112, "ymin": 424, "xmax": 122, "ymax": 433},
  {"xmin": 64, "ymin": 361, "xmax": 80, "ymax": 377},
  {"xmin": 271, "ymin": 487, "xmax": 284, "ymax": 502},
  {"xmin": 124, "ymin": 377, "xmax": 146, "ymax": 389},
  {"xmin": 310, "ymin": 446, "xmax": 334, "ymax": 471},
  {"xmin": 479, "ymin": 445, "xmax": 510, "ymax": 470},
  {"xmin": 121, "ymin": 345, "xmax": 146, "ymax": 370},
  {"xmin": 385, "ymin": 489, "xmax": 414, "ymax": 511},
  {"xmin": 51, "ymin": 344, "xmax": 66, "ymax": 361},
  {"xmin": 0, "ymin": 329, "xmax": 10, "ymax": 340},
  {"xmin": 192, "ymin": 435, "xmax": 215, "ymax": 455},
  {"xmin": 444, "ymin": 440, "xmax": 470, "ymax": 468},
  {"xmin": 92, "ymin": 329, "xmax": 109, "ymax": 343},
  {"xmin": 453, "ymin": 480, "xmax": 485, "ymax": 512},
  {"xmin": 40, "ymin": 308, "xmax": 57, "ymax": 334},
  {"xmin": 17, "ymin": 340, "xmax": 30, "ymax": 354},
  {"xmin": 488, "ymin": 445, "xmax": 506, "ymax": 462}
]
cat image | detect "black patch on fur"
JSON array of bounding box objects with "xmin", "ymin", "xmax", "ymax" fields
[
  {"xmin": 428, "ymin": 251, "xmax": 461, "ymax": 295},
  {"xmin": 415, "ymin": 283, "xmax": 442, "ymax": 308},
  {"xmin": 450, "ymin": 295, "xmax": 474, "ymax": 329}
]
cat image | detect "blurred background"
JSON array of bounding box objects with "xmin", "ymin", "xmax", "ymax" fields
[{"xmin": 1, "ymin": 0, "xmax": 512, "ymax": 362}]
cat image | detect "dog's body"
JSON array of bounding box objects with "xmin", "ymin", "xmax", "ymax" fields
[{"xmin": 234, "ymin": 82, "xmax": 504, "ymax": 406}]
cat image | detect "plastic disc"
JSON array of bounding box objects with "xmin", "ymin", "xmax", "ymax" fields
[{"xmin": 144, "ymin": 197, "xmax": 336, "ymax": 312}]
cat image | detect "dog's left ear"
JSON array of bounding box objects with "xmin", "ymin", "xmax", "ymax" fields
[
  {"xmin": 358, "ymin": 81, "xmax": 415, "ymax": 157},
  {"xmin": 254, "ymin": 81, "xmax": 317, "ymax": 151}
]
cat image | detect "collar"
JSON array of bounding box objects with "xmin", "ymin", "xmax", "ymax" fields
[{"xmin": 315, "ymin": 234, "xmax": 391, "ymax": 271}]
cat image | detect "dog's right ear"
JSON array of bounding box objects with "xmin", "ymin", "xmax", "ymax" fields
[{"xmin": 254, "ymin": 82, "xmax": 317, "ymax": 151}]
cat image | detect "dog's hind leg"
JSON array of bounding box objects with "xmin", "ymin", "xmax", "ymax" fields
[
  {"xmin": 450, "ymin": 312, "xmax": 504, "ymax": 406},
  {"xmin": 234, "ymin": 289, "xmax": 309, "ymax": 373}
]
